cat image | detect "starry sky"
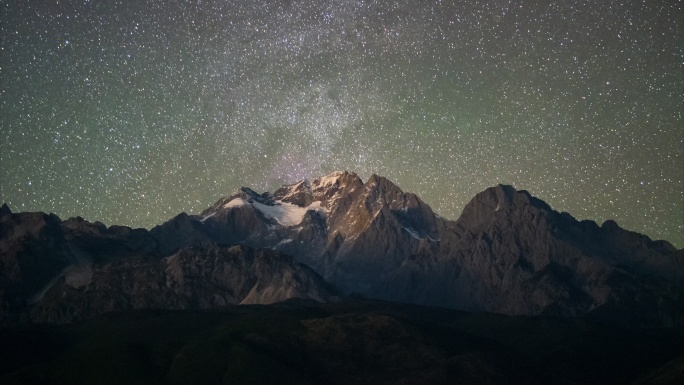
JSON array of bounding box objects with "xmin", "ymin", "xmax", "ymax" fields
[{"xmin": 1, "ymin": 0, "xmax": 682, "ymax": 247}]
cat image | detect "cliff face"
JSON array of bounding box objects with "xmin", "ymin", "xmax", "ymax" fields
[
  {"xmin": 375, "ymin": 185, "xmax": 683, "ymax": 327},
  {"xmin": 0, "ymin": 206, "xmax": 336, "ymax": 323},
  {"xmin": 189, "ymin": 172, "xmax": 443, "ymax": 294},
  {"xmin": 1, "ymin": 175, "xmax": 682, "ymax": 327},
  {"xmin": 0, "ymin": 209, "xmax": 68, "ymax": 322},
  {"xmin": 27, "ymin": 243, "xmax": 337, "ymax": 323},
  {"xmin": 180, "ymin": 174, "xmax": 682, "ymax": 327}
]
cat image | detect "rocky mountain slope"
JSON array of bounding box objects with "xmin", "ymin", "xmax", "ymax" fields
[
  {"xmin": 0, "ymin": 204, "xmax": 336, "ymax": 323},
  {"xmin": 153, "ymin": 171, "xmax": 683, "ymax": 327},
  {"xmin": 1, "ymin": 172, "xmax": 682, "ymax": 326}
]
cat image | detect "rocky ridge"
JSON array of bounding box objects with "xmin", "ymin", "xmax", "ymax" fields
[
  {"xmin": 0, "ymin": 204, "xmax": 336, "ymax": 323},
  {"xmin": 167, "ymin": 171, "xmax": 684, "ymax": 327},
  {"xmin": 1, "ymin": 172, "xmax": 682, "ymax": 327}
]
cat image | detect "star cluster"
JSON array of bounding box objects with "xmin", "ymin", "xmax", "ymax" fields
[{"xmin": 1, "ymin": 0, "xmax": 682, "ymax": 247}]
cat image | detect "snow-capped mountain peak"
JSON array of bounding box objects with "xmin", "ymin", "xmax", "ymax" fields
[{"xmin": 1, "ymin": 172, "xmax": 682, "ymax": 329}]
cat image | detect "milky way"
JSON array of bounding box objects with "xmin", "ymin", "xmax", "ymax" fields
[{"xmin": 1, "ymin": 0, "xmax": 682, "ymax": 247}]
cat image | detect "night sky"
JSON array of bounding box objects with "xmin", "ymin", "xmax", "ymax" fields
[{"xmin": 1, "ymin": 0, "xmax": 682, "ymax": 247}]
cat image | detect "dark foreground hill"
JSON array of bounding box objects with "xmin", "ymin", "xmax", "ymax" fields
[{"xmin": 0, "ymin": 300, "xmax": 682, "ymax": 385}]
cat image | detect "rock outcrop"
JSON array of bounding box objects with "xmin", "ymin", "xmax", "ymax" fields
[
  {"xmin": 1, "ymin": 173, "xmax": 682, "ymax": 327},
  {"xmin": 174, "ymin": 174, "xmax": 683, "ymax": 327},
  {"xmin": 376, "ymin": 185, "xmax": 684, "ymax": 328},
  {"xmin": 28, "ymin": 243, "xmax": 337, "ymax": 323},
  {"xmin": 0, "ymin": 206, "xmax": 337, "ymax": 323}
]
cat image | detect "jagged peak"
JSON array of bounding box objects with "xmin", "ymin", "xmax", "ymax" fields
[
  {"xmin": 312, "ymin": 170, "xmax": 361, "ymax": 189},
  {"xmin": 0, "ymin": 203, "xmax": 11, "ymax": 217},
  {"xmin": 468, "ymin": 184, "xmax": 553, "ymax": 213},
  {"xmin": 455, "ymin": 184, "xmax": 555, "ymax": 230},
  {"xmin": 364, "ymin": 174, "xmax": 404, "ymax": 195},
  {"xmin": 221, "ymin": 187, "xmax": 273, "ymax": 206},
  {"xmin": 201, "ymin": 187, "xmax": 274, "ymax": 216},
  {"xmin": 600, "ymin": 219, "xmax": 678, "ymax": 252},
  {"xmin": 313, "ymin": 171, "xmax": 345, "ymax": 188},
  {"xmin": 277, "ymin": 179, "xmax": 311, "ymax": 190},
  {"xmin": 601, "ymin": 219, "xmax": 620, "ymax": 231},
  {"xmin": 491, "ymin": 184, "xmax": 517, "ymax": 207},
  {"xmin": 308, "ymin": 171, "xmax": 363, "ymax": 207},
  {"xmin": 319, "ymin": 170, "xmax": 348, "ymax": 179},
  {"xmin": 274, "ymin": 179, "xmax": 314, "ymax": 207}
]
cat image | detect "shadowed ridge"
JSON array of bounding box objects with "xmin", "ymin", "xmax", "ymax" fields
[{"xmin": 0, "ymin": 204, "xmax": 11, "ymax": 217}]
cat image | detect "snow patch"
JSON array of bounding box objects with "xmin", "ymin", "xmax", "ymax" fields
[
  {"xmin": 223, "ymin": 197, "xmax": 247, "ymax": 209},
  {"xmin": 200, "ymin": 212, "xmax": 216, "ymax": 222},
  {"xmin": 307, "ymin": 200, "xmax": 327, "ymax": 213},
  {"xmin": 28, "ymin": 272, "xmax": 64, "ymax": 304},
  {"xmin": 28, "ymin": 245, "xmax": 93, "ymax": 304},
  {"xmin": 252, "ymin": 200, "xmax": 326, "ymax": 227},
  {"xmin": 216, "ymin": 195, "xmax": 325, "ymax": 227},
  {"xmin": 276, "ymin": 238, "xmax": 294, "ymax": 246},
  {"xmin": 252, "ymin": 201, "xmax": 308, "ymax": 226},
  {"xmin": 402, "ymin": 226, "xmax": 422, "ymax": 240}
]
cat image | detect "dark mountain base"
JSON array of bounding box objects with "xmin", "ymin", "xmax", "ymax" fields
[{"xmin": 1, "ymin": 300, "xmax": 682, "ymax": 385}]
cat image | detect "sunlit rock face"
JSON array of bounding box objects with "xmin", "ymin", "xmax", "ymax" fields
[{"xmin": 148, "ymin": 172, "xmax": 684, "ymax": 327}]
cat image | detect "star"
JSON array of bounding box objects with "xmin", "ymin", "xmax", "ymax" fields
[{"xmin": 0, "ymin": 0, "xmax": 681, "ymax": 247}]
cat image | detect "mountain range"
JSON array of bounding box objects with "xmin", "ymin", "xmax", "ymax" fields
[{"xmin": 1, "ymin": 171, "xmax": 682, "ymax": 327}]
